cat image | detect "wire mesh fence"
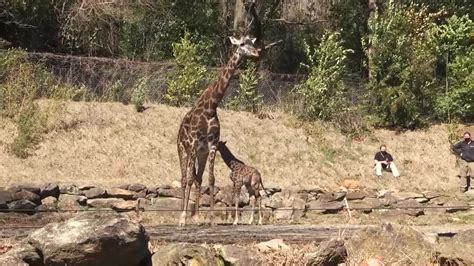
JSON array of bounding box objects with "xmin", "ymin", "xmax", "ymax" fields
[{"xmin": 26, "ymin": 51, "xmax": 367, "ymax": 107}]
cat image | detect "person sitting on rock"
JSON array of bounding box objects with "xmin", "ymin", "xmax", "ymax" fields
[
  {"xmin": 452, "ymin": 132, "xmax": 474, "ymax": 193},
  {"xmin": 374, "ymin": 144, "xmax": 400, "ymax": 178}
]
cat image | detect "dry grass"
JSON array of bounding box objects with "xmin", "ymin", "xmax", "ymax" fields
[
  {"xmin": 346, "ymin": 224, "xmax": 437, "ymax": 265},
  {"xmin": 0, "ymin": 100, "xmax": 470, "ymax": 192}
]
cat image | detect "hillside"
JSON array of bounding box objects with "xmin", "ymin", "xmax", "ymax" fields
[{"xmin": 0, "ymin": 101, "xmax": 470, "ymax": 193}]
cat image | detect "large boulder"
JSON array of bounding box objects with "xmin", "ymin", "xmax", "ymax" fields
[
  {"xmin": 7, "ymin": 199, "xmax": 38, "ymax": 214},
  {"xmin": 151, "ymin": 243, "xmax": 223, "ymax": 266},
  {"xmin": 307, "ymin": 200, "xmax": 344, "ymax": 214},
  {"xmin": 27, "ymin": 212, "xmax": 149, "ymax": 266},
  {"xmin": 83, "ymin": 187, "xmax": 107, "ymax": 199},
  {"xmin": 215, "ymin": 244, "xmax": 262, "ymax": 266},
  {"xmin": 12, "ymin": 190, "xmax": 41, "ymax": 205},
  {"xmin": 305, "ymin": 239, "xmax": 347, "ymax": 266},
  {"xmin": 58, "ymin": 194, "xmax": 87, "ymax": 211},
  {"xmin": 0, "ymin": 242, "xmax": 41, "ymax": 266},
  {"xmin": 40, "ymin": 183, "xmax": 60, "ymax": 199},
  {"xmin": 106, "ymin": 188, "xmax": 135, "ymax": 200}
]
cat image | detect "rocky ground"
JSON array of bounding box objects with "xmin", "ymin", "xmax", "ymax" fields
[{"xmin": 1, "ymin": 182, "xmax": 474, "ymax": 265}]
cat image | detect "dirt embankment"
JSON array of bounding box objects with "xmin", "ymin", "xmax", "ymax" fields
[{"xmin": 0, "ymin": 101, "xmax": 471, "ymax": 192}]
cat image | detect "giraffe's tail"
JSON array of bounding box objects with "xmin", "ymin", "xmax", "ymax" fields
[{"xmin": 260, "ymin": 178, "xmax": 269, "ymax": 197}]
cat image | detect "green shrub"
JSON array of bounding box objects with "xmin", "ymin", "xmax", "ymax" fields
[
  {"xmin": 131, "ymin": 77, "xmax": 148, "ymax": 112},
  {"xmin": 366, "ymin": 1, "xmax": 437, "ymax": 128},
  {"xmin": 165, "ymin": 32, "xmax": 207, "ymax": 106},
  {"xmin": 0, "ymin": 49, "xmax": 83, "ymax": 157},
  {"xmin": 9, "ymin": 103, "xmax": 42, "ymax": 158},
  {"xmin": 294, "ymin": 31, "xmax": 353, "ymax": 121},
  {"xmin": 226, "ymin": 62, "xmax": 263, "ymax": 113},
  {"xmin": 431, "ymin": 15, "xmax": 474, "ymax": 121}
]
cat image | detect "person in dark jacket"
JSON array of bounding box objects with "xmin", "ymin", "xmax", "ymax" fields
[
  {"xmin": 374, "ymin": 144, "xmax": 400, "ymax": 178},
  {"xmin": 452, "ymin": 132, "xmax": 474, "ymax": 192}
]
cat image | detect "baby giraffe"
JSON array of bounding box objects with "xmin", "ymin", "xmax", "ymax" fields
[{"xmin": 217, "ymin": 141, "xmax": 268, "ymax": 225}]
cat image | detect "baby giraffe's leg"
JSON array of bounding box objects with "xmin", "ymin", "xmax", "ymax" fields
[
  {"xmin": 233, "ymin": 180, "xmax": 242, "ymax": 225},
  {"xmin": 249, "ymin": 194, "xmax": 255, "ymax": 225}
]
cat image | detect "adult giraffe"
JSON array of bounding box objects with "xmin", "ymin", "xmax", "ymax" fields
[{"xmin": 176, "ymin": 35, "xmax": 262, "ymax": 226}]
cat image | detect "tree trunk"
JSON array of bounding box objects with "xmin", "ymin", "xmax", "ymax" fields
[
  {"xmin": 367, "ymin": 0, "xmax": 377, "ymax": 80},
  {"xmin": 233, "ymin": 0, "xmax": 246, "ymax": 32}
]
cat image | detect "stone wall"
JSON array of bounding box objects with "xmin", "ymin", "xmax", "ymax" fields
[{"xmin": 0, "ymin": 183, "xmax": 472, "ymax": 220}]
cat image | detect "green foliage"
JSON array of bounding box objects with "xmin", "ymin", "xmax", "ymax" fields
[
  {"xmin": 226, "ymin": 62, "xmax": 263, "ymax": 113},
  {"xmin": 431, "ymin": 15, "xmax": 474, "ymax": 121},
  {"xmin": 0, "ymin": 49, "xmax": 82, "ymax": 158},
  {"xmin": 294, "ymin": 32, "xmax": 353, "ymax": 121},
  {"xmin": 366, "ymin": 1, "xmax": 438, "ymax": 128},
  {"xmin": 131, "ymin": 77, "xmax": 148, "ymax": 112},
  {"xmin": 9, "ymin": 103, "xmax": 42, "ymax": 158},
  {"xmin": 165, "ymin": 32, "xmax": 207, "ymax": 107}
]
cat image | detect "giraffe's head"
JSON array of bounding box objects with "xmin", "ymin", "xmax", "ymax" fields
[{"xmin": 229, "ymin": 36, "xmax": 261, "ymax": 58}]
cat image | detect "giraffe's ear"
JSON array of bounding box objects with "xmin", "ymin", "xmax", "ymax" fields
[{"xmin": 229, "ymin": 36, "xmax": 240, "ymax": 45}]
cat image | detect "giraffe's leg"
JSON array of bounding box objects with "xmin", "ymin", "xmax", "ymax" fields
[
  {"xmin": 177, "ymin": 143, "xmax": 187, "ymax": 212},
  {"xmin": 249, "ymin": 194, "xmax": 255, "ymax": 225},
  {"xmin": 208, "ymin": 146, "xmax": 217, "ymax": 225},
  {"xmin": 193, "ymin": 152, "xmax": 208, "ymax": 221},
  {"xmin": 179, "ymin": 150, "xmax": 196, "ymax": 227},
  {"xmin": 257, "ymin": 193, "xmax": 263, "ymax": 225},
  {"xmin": 227, "ymin": 176, "xmax": 235, "ymax": 223},
  {"xmin": 233, "ymin": 180, "xmax": 242, "ymax": 225}
]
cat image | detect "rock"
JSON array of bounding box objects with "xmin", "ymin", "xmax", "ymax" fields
[
  {"xmin": 256, "ymin": 239, "xmax": 290, "ymax": 252},
  {"xmin": 145, "ymin": 193, "xmax": 158, "ymax": 199},
  {"xmin": 27, "ymin": 212, "xmax": 149, "ymax": 266},
  {"xmin": 292, "ymin": 198, "xmax": 307, "ymax": 219},
  {"xmin": 346, "ymin": 191, "xmax": 367, "ymax": 200},
  {"xmin": 14, "ymin": 185, "xmax": 41, "ymax": 195},
  {"xmin": 157, "ymin": 187, "xmax": 181, "ymax": 198},
  {"xmin": 0, "ymin": 242, "xmax": 41, "ymax": 266},
  {"xmin": 305, "ymin": 239, "xmax": 347, "ymax": 266},
  {"xmin": 112, "ymin": 200, "xmax": 137, "ymax": 212},
  {"xmin": 38, "ymin": 196, "xmax": 58, "ymax": 211},
  {"xmin": 152, "ymin": 243, "xmax": 222, "ymax": 266},
  {"xmin": 215, "ymin": 244, "xmax": 262, "ymax": 266},
  {"xmin": 83, "ymin": 187, "xmax": 107, "ymax": 199},
  {"xmin": 445, "ymin": 201, "xmax": 469, "ymax": 213},
  {"xmin": 7, "ymin": 200, "xmax": 38, "ymax": 214},
  {"xmin": 87, "ymin": 198, "xmax": 124, "ymax": 209},
  {"xmin": 422, "ymin": 233, "xmax": 439, "ymax": 244},
  {"xmin": 392, "ymin": 192, "xmax": 425, "ymax": 201},
  {"xmin": 394, "ymin": 199, "xmax": 424, "ymax": 217},
  {"xmin": 133, "ymin": 190, "xmax": 147, "ymax": 200},
  {"xmin": 106, "ymin": 188, "xmax": 135, "ymax": 200},
  {"xmin": 78, "ymin": 185, "xmax": 96, "ymax": 190},
  {"xmin": 215, "ymin": 186, "xmax": 249, "ymax": 207},
  {"xmin": 307, "ymin": 201, "xmax": 344, "ymax": 214},
  {"xmin": 348, "ymin": 201, "xmax": 373, "ymax": 213},
  {"xmin": 318, "ymin": 192, "xmax": 346, "ymax": 202},
  {"xmin": 0, "ymin": 189, "xmax": 13, "ymax": 202},
  {"xmin": 263, "ymin": 193, "xmax": 284, "ymax": 209},
  {"xmin": 58, "ymin": 194, "xmax": 86, "ymax": 211},
  {"xmin": 128, "ymin": 183, "xmax": 147, "ymax": 192},
  {"xmin": 12, "ymin": 190, "xmax": 41, "ymax": 205},
  {"xmin": 199, "ymin": 194, "xmax": 212, "ymax": 207},
  {"xmin": 59, "ymin": 184, "xmax": 81, "ymax": 195},
  {"xmin": 40, "ymin": 183, "xmax": 60, "ymax": 199},
  {"xmin": 422, "ymin": 191, "xmax": 443, "ymax": 200},
  {"xmin": 362, "ymin": 198, "xmax": 383, "ymax": 209},
  {"xmin": 274, "ymin": 208, "xmax": 293, "ymax": 220},
  {"xmin": 171, "ymin": 180, "xmax": 181, "ymax": 188},
  {"xmin": 342, "ymin": 179, "xmax": 361, "ymax": 190},
  {"xmin": 298, "ymin": 187, "xmax": 324, "ymax": 195},
  {"xmin": 200, "ymin": 186, "xmax": 220, "ymax": 195},
  {"xmin": 143, "ymin": 197, "xmax": 194, "ymax": 218}
]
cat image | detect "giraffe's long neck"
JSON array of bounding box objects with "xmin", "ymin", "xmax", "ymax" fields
[
  {"xmin": 197, "ymin": 51, "xmax": 242, "ymax": 110},
  {"xmin": 218, "ymin": 144, "xmax": 245, "ymax": 169}
]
